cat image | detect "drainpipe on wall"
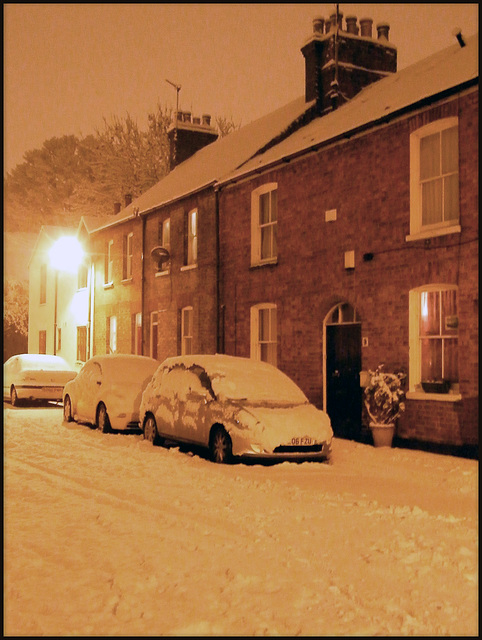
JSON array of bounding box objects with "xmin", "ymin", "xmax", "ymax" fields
[
  {"xmin": 215, "ymin": 187, "xmax": 224, "ymax": 353},
  {"xmin": 141, "ymin": 214, "xmax": 146, "ymax": 356}
]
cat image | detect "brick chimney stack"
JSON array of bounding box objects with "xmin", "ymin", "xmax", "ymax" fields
[
  {"xmin": 301, "ymin": 13, "xmax": 397, "ymax": 114},
  {"xmin": 168, "ymin": 111, "xmax": 219, "ymax": 170}
]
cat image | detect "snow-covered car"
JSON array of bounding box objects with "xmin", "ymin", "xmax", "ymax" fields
[
  {"xmin": 139, "ymin": 354, "xmax": 333, "ymax": 463},
  {"xmin": 63, "ymin": 354, "xmax": 159, "ymax": 432},
  {"xmin": 4, "ymin": 353, "xmax": 77, "ymax": 406}
]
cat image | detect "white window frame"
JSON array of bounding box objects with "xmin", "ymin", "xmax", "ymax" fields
[
  {"xmin": 160, "ymin": 218, "xmax": 171, "ymax": 271},
  {"xmin": 105, "ymin": 239, "xmax": 114, "ymax": 285},
  {"xmin": 181, "ymin": 306, "xmax": 193, "ymax": 355},
  {"xmin": 408, "ymin": 284, "xmax": 461, "ymax": 401},
  {"xmin": 250, "ymin": 303, "xmax": 277, "ymax": 366},
  {"xmin": 251, "ymin": 183, "xmax": 278, "ymax": 266},
  {"xmin": 407, "ymin": 117, "xmax": 461, "ymax": 241},
  {"xmin": 40, "ymin": 263, "xmax": 47, "ymax": 304},
  {"xmin": 187, "ymin": 209, "xmax": 198, "ymax": 266},
  {"xmin": 123, "ymin": 232, "xmax": 133, "ymax": 280}
]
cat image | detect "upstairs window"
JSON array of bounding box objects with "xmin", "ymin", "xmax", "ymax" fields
[
  {"xmin": 185, "ymin": 209, "xmax": 198, "ymax": 266},
  {"xmin": 409, "ymin": 118, "xmax": 460, "ymax": 239},
  {"xmin": 105, "ymin": 239, "xmax": 114, "ymax": 285},
  {"xmin": 250, "ymin": 303, "xmax": 277, "ymax": 366},
  {"xmin": 78, "ymin": 261, "xmax": 88, "ymax": 290},
  {"xmin": 40, "ymin": 263, "xmax": 47, "ymax": 304},
  {"xmin": 157, "ymin": 217, "xmax": 171, "ymax": 271},
  {"xmin": 251, "ymin": 183, "xmax": 278, "ymax": 266},
  {"xmin": 122, "ymin": 232, "xmax": 133, "ymax": 280}
]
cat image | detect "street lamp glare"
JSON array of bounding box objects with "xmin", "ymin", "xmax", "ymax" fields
[{"xmin": 49, "ymin": 236, "xmax": 84, "ymax": 273}]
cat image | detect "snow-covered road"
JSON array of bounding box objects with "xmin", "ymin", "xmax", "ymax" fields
[{"xmin": 4, "ymin": 404, "xmax": 478, "ymax": 636}]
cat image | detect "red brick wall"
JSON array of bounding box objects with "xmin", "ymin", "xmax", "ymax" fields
[
  {"xmin": 219, "ymin": 90, "xmax": 478, "ymax": 446},
  {"xmin": 142, "ymin": 190, "xmax": 218, "ymax": 362}
]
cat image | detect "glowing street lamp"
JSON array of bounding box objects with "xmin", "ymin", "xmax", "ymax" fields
[{"xmin": 49, "ymin": 236, "xmax": 85, "ymax": 355}]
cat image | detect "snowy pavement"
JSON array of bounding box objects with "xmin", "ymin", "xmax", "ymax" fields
[{"xmin": 4, "ymin": 403, "xmax": 478, "ymax": 636}]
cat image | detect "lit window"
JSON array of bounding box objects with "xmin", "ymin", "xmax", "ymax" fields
[
  {"xmin": 157, "ymin": 218, "xmax": 171, "ymax": 271},
  {"xmin": 78, "ymin": 262, "xmax": 88, "ymax": 290},
  {"xmin": 409, "ymin": 285, "xmax": 458, "ymax": 390},
  {"xmin": 186, "ymin": 210, "xmax": 198, "ymax": 265},
  {"xmin": 250, "ymin": 303, "xmax": 277, "ymax": 366},
  {"xmin": 409, "ymin": 118, "xmax": 460, "ymax": 239},
  {"xmin": 123, "ymin": 232, "xmax": 133, "ymax": 280},
  {"xmin": 40, "ymin": 264, "xmax": 47, "ymax": 304},
  {"xmin": 105, "ymin": 239, "xmax": 114, "ymax": 284},
  {"xmin": 181, "ymin": 306, "xmax": 193, "ymax": 355},
  {"xmin": 251, "ymin": 183, "xmax": 278, "ymax": 265}
]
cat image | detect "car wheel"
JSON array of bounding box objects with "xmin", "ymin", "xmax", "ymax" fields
[
  {"xmin": 97, "ymin": 403, "xmax": 111, "ymax": 433},
  {"xmin": 10, "ymin": 386, "xmax": 18, "ymax": 406},
  {"xmin": 63, "ymin": 395, "xmax": 73, "ymax": 422},
  {"xmin": 210, "ymin": 426, "xmax": 233, "ymax": 464},
  {"xmin": 143, "ymin": 414, "xmax": 161, "ymax": 446}
]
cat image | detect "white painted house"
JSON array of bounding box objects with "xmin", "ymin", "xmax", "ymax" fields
[{"xmin": 28, "ymin": 225, "xmax": 89, "ymax": 371}]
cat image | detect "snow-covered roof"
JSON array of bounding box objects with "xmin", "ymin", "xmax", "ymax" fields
[
  {"xmin": 87, "ymin": 97, "xmax": 314, "ymax": 232},
  {"xmin": 86, "ymin": 33, "xmax": 477, "ymax": 233},
  {"xmin": 218, "ymin": 33, "xmax": 478, "ymax": 185}
]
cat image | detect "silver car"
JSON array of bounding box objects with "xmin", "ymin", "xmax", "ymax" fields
[
  {"xmin": 4, "ymin": 354, "xmax": 77, "ymax": 406},
  {"xmin": 63, "ymin": 354, "xmax": 159, "ymax": 432},
  {"xmin": 139, "ymin": 354, "xmax": 333, "ymax": 463}
]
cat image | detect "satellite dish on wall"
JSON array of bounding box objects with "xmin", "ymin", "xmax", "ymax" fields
[{"xmin": 150, "ymin": 246, "xmax": 170, "ymax": 270}]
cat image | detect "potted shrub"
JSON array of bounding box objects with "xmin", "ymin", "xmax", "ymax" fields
[{"xmin": 363, "ymin": 365, "xmax": 406, "ymax": 447}]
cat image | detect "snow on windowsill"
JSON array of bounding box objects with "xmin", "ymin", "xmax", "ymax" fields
[
  {"xmin": 250, "ymin": 259, "xmax": 278, "ymax": 270},
  {"xmin": 155, "ymin": 270, "xmax": 170, "ymax": 278},
  {"xmin": 103, "ymin": 282, "xmax": 114, "ymax": 290},
  {"xmin": 121, "ymin": 278, "xmax": 133, "ymax": 285},
  {"xmin": 180, "ymin": 264, "xmax": 198, "ymax": 272},
  {"xmin": 406, "ymin": 391, "xmax": 462, "ymax": 402},
  {"xmin": 405, "ymin": 224, "xmax": 461, "ymax": 242}
]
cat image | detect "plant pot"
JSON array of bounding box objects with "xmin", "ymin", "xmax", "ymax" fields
[
  {"xmin": 421, "ymin": 380, "xmax": 450, "ymax": 394},
  {"xmin": 369, "ymin": 422, "xmax": 395, "ymax": 448}
]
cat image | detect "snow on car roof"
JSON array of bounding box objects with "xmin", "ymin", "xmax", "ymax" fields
[
  {"xmin": 91, "ymin": 354, "xmax": 160, "ymax": 381},
  {"xmin": 161, "ymin": 354, "xmax": 308, "ymax": 404},
  {"xmin": 15, "ymin": 354, "xmax": 73, "ymax": 370}
]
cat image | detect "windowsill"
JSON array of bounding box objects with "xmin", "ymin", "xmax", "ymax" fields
[
  {"xmin": 103, "ymin": 282, "xmax": 114, "ymax": 290},
  {"xmin": 405, "ymin": 224, "xmax": 461, "ymax": 242},
  {"xmin": 180, "ymin": 264, "xmax": 198, "ymax": 272},
  {"xmin": 250, "ymin": 258, "xmax": 278, "ymax": 270},
  {"xmin": 406, "ymin": 391, "xmax": 462, "ymax": 402},
  {"xmin": 155, "ymin": 270, "xmax": 170, "ymax": 277},
  {"xmin": 121, "ymin": 278, "xmax": 133, "ymax": 285}
]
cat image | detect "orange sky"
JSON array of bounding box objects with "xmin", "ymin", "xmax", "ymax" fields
[{"xmin": 3, "ymin": 3, "xmax": 478, "ymax": 175}]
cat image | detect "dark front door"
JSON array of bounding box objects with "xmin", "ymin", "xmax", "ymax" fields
[{"xmin": 326, "ymin": 323, "xmax": 362, "ymax": 440}]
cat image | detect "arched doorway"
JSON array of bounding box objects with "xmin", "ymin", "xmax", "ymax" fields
[{"xmin": 324, "ymin": 302, "xmax": 362, "ymax": 440}]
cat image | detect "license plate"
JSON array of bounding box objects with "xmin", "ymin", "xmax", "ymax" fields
[{"xmin": 287, "ymin": 436, "xmax": 315, "ymax": 446}]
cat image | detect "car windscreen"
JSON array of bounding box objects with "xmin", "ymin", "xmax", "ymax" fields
[{"xmin": 208, "ymin": 362, "xmax": 308, "ymax": 405}]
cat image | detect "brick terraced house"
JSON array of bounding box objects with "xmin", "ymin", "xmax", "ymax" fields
[{"xmin": 35, "ymin": 14, "xmax": 478, "ymax": 451}]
